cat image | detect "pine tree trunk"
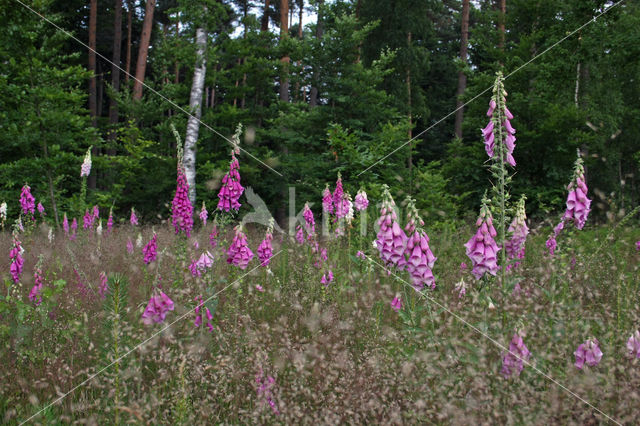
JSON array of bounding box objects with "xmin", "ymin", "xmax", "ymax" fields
[
  {"xmin": 261, "ymin": 0, "xmax": 270, "ymax": 31},
  {"xmin": 125, "ymin": 0, "xmax": 133, "ymax": 82},
  {"xmin": 294, "ymin": 0, "xmax": 303, "ymax": 101},
  {"xmin": 109, "ymin": 0, "xmax": 122, "ymax": 155},
  {"xmin": 88, "ymin": 0, "xmax": 98, "ymax": 190},
  {"xmin": 407, "ymin": 31, "xmax": 412, "ymax": 173},
  {"xmin": 309, "ymin": 0, "xmax": 323, "ymax": 108},
  {"xmin": 279, "ymin": 0, "xmax": 290, "ymax": 102},
  {"xmin": 133, "ymin": 0, "xmax": 156, "ymax": 100},
  {"xmin": 454, "ymin": 0, "xmax": 470, "ymax": 139},
  {"xmin": 498, "ymin": 0, "xmax": 506, "ymax": 51},
  {"xmin": 183, "ymin": 26, "xmax": 207, "ymax": 206}
]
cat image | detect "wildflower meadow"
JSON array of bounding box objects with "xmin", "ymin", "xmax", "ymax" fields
[{"xmin": 2, "ymin": 1, "xmax": 640, "ymax": 425}]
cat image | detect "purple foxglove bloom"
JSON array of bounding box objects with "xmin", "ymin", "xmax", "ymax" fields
[
  {"xmin": 256, "ymin": 284, "xmax": 264, "ymax": 292},
  {"xmin": 197, "ymin": 251, "xmax": 214, "ymax": 270},
  {"xmin": 92, "ymin": 205, "xmax": 99, "ymax": 221},
  {"xmin": 574, "ymin": 338, "xmax": 603, "ymax": 369},
  {"xmin": 487, "ymin": 99, "xmax": 496, "ymax": 116},
  {"xmin": 209, "ymin": 225, "xmax": 219, "ymax": 249},
  {"xmin": 546, "ymin": 236, "xmax": 557, "ymax": 256},
  {"xmin": 295, "ymin": 225, "xmax": 304, "ymax": 244},
  {"xmin": 332, "ymin": 174, "xmax": 344, "ymax": 210},
  {"xmin": 189, "ymin": 260, "xmax": 201, "ymax": 277},
  {"xmin": 142, "ymin": 233, "xmax": 158, "ymax": 265},
  {"xmin": 327, "ymin": 269, "xmax": 334, "ymax": 282},
  {"xmin": 303, "ymin": 202, "xmax": 316, "ymax": 235},
  {"xmin": 217, "ymin": 152, "xmax": 244, "ymax": 212},
  {"xmin": 194, "ymin": 295, "xmax": 203, "ymax": 327},
  {"xmin": 561, "ymin": 153, "xmax": 592, "ymax": 230},
  {"xmin": 83, "ymin": 209, "xmax": 93, "ymax": 230},
  {"xmin": 501, "ymin": 332, "xmax": 531, "ymax": 378},
  {"xmin": 70, "ymin": 218, "xmax": 77, "ymax": 240},
  {"xmin": 107, "ymin": 210, "xmax": 114, "ymax": 233},
  {"xmin": 63, "ymin": 213, "xmax": 70, "ymax": 235},
  {"xmin": 226, "ymin": 227, "xmax": 254, "ymax": 269},
  {"xmin": 141, "ymin": 291, "xmax": 175, "ymax": 324},
  {"xmin": 460, "ymin": 262, "xmax": 467, "ymax": 271},
  {"xmin": 482, "ymin": 76, "xmax": 516, "ymax": 166},
  {"xmin": 627, "ymin": 330, "xmax": 640, "ymax": 359},
  {"xmin": 130, "ymin": 208, "xmax": 139, "ymax": 226},
  {"xmin": 199, "ymin": 202, "xmax": 208, "ymax": 226},
  {"xmin": 126, "ymin": 238, "xmax": 134, "ymax": 254},
  {"xmin": 375, "ymin": 186, "xmax": 407, "ymax": 270},
  {"xmin": 402, "ymin": 198, "xmax": 436, "ymax": 290},
  {"xmin": 465, "ymin": 200, "xmax": 500, "ymax": 280},
  {"xmin": 390, "ymin": 295, "xmax": 402, "ymax": 312},
  {"xmin": 322, "ymin": 184, "xmax": 333, "ymax": 214},
  {"xmin": 553, "ymin": 219, "xmax": 565, "ymax": 236},
  {"xmin": 37, "ymin": 202, "xmax": 45, "ymax": 216},
  {"xmin": 356, "ymin": 250, "xmax": 365, "ymax": 260},
  {"xmin": 354, "ymin": 190, "xmax": 369, "ymax": 211},
  {"xmin": 172, "ymin": 166, "xmax": 194, "ymax": 236},
  {"xmin": 636, "ymin": 241, "xmax": 640, "ymax": 251},
  {"xmin": 29, "ymin": 268, "xmax": 44, "ymax": 305},
  {"xmin": 19, "ymin": 185, "xmax": 35, "ymax": 216}
]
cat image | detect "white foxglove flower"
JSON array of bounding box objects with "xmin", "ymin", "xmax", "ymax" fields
[{"xmin": 80, "ymin": 147, "xmax": 92, "ymax": 177}]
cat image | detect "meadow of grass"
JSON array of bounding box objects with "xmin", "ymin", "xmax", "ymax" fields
[{"xmin": 1, "ymin": 214, "xmax": 639, "ymax": 425}]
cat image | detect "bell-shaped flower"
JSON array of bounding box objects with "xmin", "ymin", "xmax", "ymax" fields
[
  {"xmin": 226, "ymin": 226, "xmax": 254, "ymax": 269},
  {"xmin": 626, "ymin": 330, "xmax": 640, "ymax": 359},
  {"xmin": 141, "ymin": 291, "xmax": 175, "ymax": 324},
  {"xmin": 574, "ymin": 338, "xmax": 603, "ymax": 369},
  {"xmin": 172, "ymin": 165, "xmax": 194, "ymax": 236},
  {"xmin": 501, "ymin": 332, "xmax": 531, "ymax": 378},
  {"xmin": 142, "ymin": 233, "xmax": 158, "ymax": 265},
  {"xmin": 465, "ymin": 198, "xmax": 500, "ymax": 280}
]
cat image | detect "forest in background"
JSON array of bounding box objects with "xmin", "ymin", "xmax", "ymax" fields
[{"xmin": 1, "ymin": 0, "xmax": 639, "ymax": 227}]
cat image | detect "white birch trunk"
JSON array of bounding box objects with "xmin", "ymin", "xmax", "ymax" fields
[{"xmin": 183, "ymin": 26, "xmax": 207, "ymax": 206}]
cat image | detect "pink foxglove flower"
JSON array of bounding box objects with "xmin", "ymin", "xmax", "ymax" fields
[
  {"xmin": 141, "ymin": 291, "xmax": 175, "ymax": 324},
  {"xmin": 302, "ymin": 202, "xmax": 316, "ymax": 235},
  {"xmin": 19, "ymin": 185, "xmax": 35, "ymax": 216},
  {"xmin": 636, "ymin": 241, "xmax": 640, "ymax": 251},
  {"xmin": 390, "ymin": 295, "xmax": 402, "ymax": 312},
  {"xmin": 80, "ymin": 147, "xmax": 92, "ymax": 177},
  {"xmin": 199, "ymin": 201, "xmax": 208, "ymax": 226},
  {"xmin": 226, "ymin": 226, "xmax": 254, "ymax": 269},
  {"xmin": 375, "ymin": 185, "xmax": 407, "ymax": 270},
  {"xmin": 142, "ymin": 233, "xmax": 158, "ymax": 265},
  {"xmin": 172, "ymin": 164, "xmax": 194, "ymax": 236},
  {"xmin": 295, "ymin": 225, "xmax": 304, "ymax": 244},
  {"xmin": 322, "ymin": 184, "xmax": 333, "ymax": 214},
  {"xmin": 126, "ymin": 238, "xmax": 134, "ymax": 254},
  {"xmin": 546, "ymin": 236, "xmax": 557, "ymax": 256},
  {"xmin": 63, "ymin": 213, "xmax": 70, "ymax": 235},
  {"xmin": 83, "ymin": 209, "xmax": 93, "ymax": 230},
  {"xmin": 562, "ymin": 151, "xmax": 591, "ymax": 230},
  {"xmin": 501, "ymin": 332, "xmax": 531, "ymax": 378},
  {"xmin": 455, "ymin": 279, "xmax": 467, "ymax": 298},
  {"xmin": 9, "ymin": 237, "xmax": 24, "ymax": 283},
  {"xmin": 332, "ymin": 174, "xmax": 344, "ymax": 212},
  {"xmin": 37, "ymin": 202, "xmax": 45, "ymax": 216},
  {"xmin": 258, "ymin": 221, "xmax": 274, "ymax": 267},
  {"xmin": 189, "ymin": 260, "xmax": 201, "ymax": 277},
  {"xmin": 70, "ymin": 218, "xmax": 77, "ymax": 240},
  {"xmin": 107, "ymin": 208, "xmax": 114, "ymax": 233},
  {"xmin": 356, "ymin": 250, "xmax": 365, "ymax": 260},
  {"xmin": 465, "ymin": 196, "xmax": 500, "ymax": 280},
  {"xmin": 574, "ymin": 338, "xmax": 603, "ymax": 369},
  {"xmin": 256, "ymin": 368, "xmax": 279, "ymax": 415},
  {"xmin": 354, "ymin": 189, "xmax": 369, "ymax": 211},
  {"xmin": 130, "ymin": 208, "xmax": 139, "ymax": 226},
  {"xmin": 505, "ymin": 196, "xmax": 528, "ymax": 271},
  {"xmin": 92, "ymin": 205, "xmax": 99, "ymax": 221},
  {"xmin": 210, "ymin": 225, "xmax": 219, "ymax": 249},
  {"xmin": 217, "ymin": 151, "xmax": 244, "ymax": 212},
  {"xmin": 627, "ymin": 330, "xmax": 640, "ymax": 359},
  {"xmin": 194, "ymin": 295, "xmax": 203, "ymax": 327},
  {"xmin": 483, "ymin": 75, "xmax": 516, "ymax": 166},
  {"xmin": 403, "ymin": 198, "xmax": 437, "ymax": 290},
  {"xmin": 256, "ymin": 284, "xmax": 264, "ymax": 292},
  {"xmin": 29, "ymin": 267, "xmax": 44, "ymax": 305}
]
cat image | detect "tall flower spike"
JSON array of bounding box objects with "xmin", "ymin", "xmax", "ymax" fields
[
  {"xmin": 562, "ymin": 150, "xmax": 592, "ymax": 230},
  {"xmin": 483, "ymin": 72, "xmax": 516, "ymax": 167},
  {"xmin": 505, "ymin": 195, "xmax": 529, "ymax": 271},
  {"xmin": 302, "ymin": 202, "xmax": 316, "ymax": 236},
  {"xmin": 210, "ymin": 224, "xmax": 219, "ymax": 249},
  {"xmin": 199, "ymin": 201, "xmax": 208, "ymax": 226},
  {"xmin": 465, "ymin": 194, "xmax": 501, "ymax": 280},
  {"xmin": 403, "ymin": 198, "xmax": 437, "ymax": 291},
  {"xmin": 142, "ymin": 233, "xmax": 158, "ymax": 265},
  {"xmin": 332, "ymin": 173, "xmax": 344, "ymax": 212},
  {"xmin": 217, "ymin": 150, "xmax": 244, "ymax": 212},
  {"xmin": 9, "ymin": 237, "xmax": 24, "ymax": 283},
  {"xmin": 172, "ymin": 161, "xmax": 194, "ymax": 236},
  {"xmin": 226, "ymin": 225, "xmax": 254, "ymax": 269},
  {"xmin": 501, "ymin": 331, "xmax": 531, "ymax": 378},
  {"xmin": 19, "ymin": 185, "xmax": 35, "ymax": 217},
  {"xmin": 130, "ymin": 208, "xmax": 139, "ymax": 226},
  {"xmin": 258, "ymin": 219, "xmax": 275, "ymax": 267},
  {"xmin": 80, "ymin": 146, "xmax": 92, "ymax": 177},
  {"xmin": 354, "ymin": 189, "xmax": 369, "ymax": 211},
  {"xmin": 107, "ymin": 207, "xmax": 114, "ymax": 233},
  {"xmin": 375, "ymin": 185, "xmax": 407, "ymax": 270},
  {"xmin": 322, "ymin": 184, "xmax": 333, "ymax": 214}
]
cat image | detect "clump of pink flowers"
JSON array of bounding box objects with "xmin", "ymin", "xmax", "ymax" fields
[
  {"xmin": 501, "ymin": 331, "xmax": 531, "ymax": 378},
  {"xmin": 626, "ymin": 330, "xmax": 640, "ymax": 359},
  {"xmin": 217, "ymin": 149, "xmax": 244, "ymax": 212},
  {"xmin": 562, "ymin": 150, "xmax": 591, "ymax": 230},
  {"xmin": 142, "ymin": 290, "xmax": 175, "ymax": 324},
  {"xmin": 189, "ymin": 251, "xmax": 214, "ymax": 277},
  {"xmin": 465, "ymin": 194, "xmax": 500, "ymax": 280},
  {"xmin": 258, "ymin": 219, "xmax": 274, "ymax": 267},
  {"xmin": 574, "ymin": 338, "xmax": 603, "ymax": 369},
  {"xmin": 9, "ymin": 236, "xmax": 24, "ymax": 283},
  {"xmin": 226, "ymin": 226, "xmax": 254, "ymax": 269},
  {"xmin": 320, "ymin": 269, "xmax": 334, "ymax": 286},
  {"xmin": 142, "ymin": 233, "xmax": 158, "ymax": 265},
  {"xmin": 199, "ymin": 201, "xmax": 208, "ymax": 226},
  {"xmin": 172, "ymin": 163, "xmax": 194, "ymax": 237},
  {"xmin": 482, "ymin": 73, "xmax": 516, "ymax": 167},
  {"xmin": 20, "ymin": 185, "xmax": 35, "ymax": 217},
  {"xmin": 376, "ymin": 185, "xmax": 407, "ymax": 270},
  {"xmin": 390, "ymin": 295, "xmax": 402, "ymax": 312},
  {"xmin": 505, "ymin": 195, "xmax": 528, "ymax": 270},
  {"xmin": 354, "ymin": 189, "xmax": 369, "ymax": 211},
  {"xmin": 403, "ymin": 198, "xmax": 437, "ymax": 290}
]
